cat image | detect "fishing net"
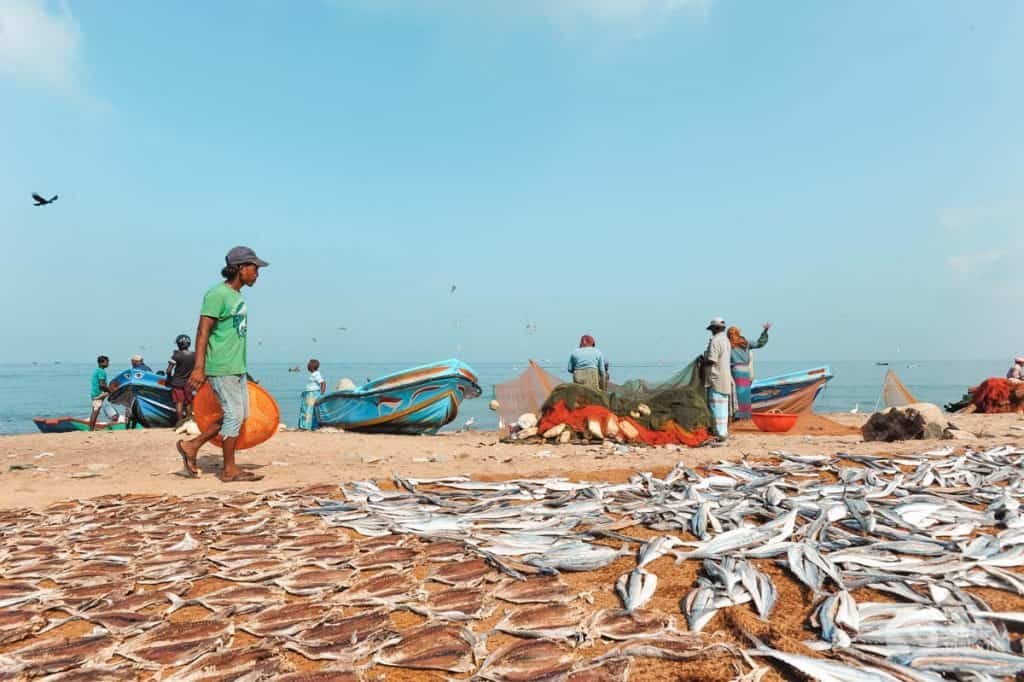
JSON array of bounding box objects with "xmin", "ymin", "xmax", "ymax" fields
[
  {"xmin": 536, "ymin": 357, "xmax": 712, "ymax": 446},
  {"xmin": 946, "ymin": 377, "xmax": 1024, "ymax": 413},
  {"xmin": 493, "ymin": 361, "xmax": 563, "ymax": 427},
  {"xmin": 880, "ymin": 369, "xmax": 917, "ymax": 408}
]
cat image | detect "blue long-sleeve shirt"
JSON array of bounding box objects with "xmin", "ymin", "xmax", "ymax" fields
[{"xmin": 568, "ymin": 347, "xmax": 605, "ymax": 375}]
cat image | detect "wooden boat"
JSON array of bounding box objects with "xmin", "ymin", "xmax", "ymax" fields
[
  {"xmin": 315, "ymin": 359, "xmax": 482, "ymax": 434},
  {"xmin": 33, "ymin": 416, "xmax": 130, "ymax": 433},
  {"xmin": 751, "ymin": 366, "xmax": 833, "ymax": 414},
  {"xmin": 107, "ymin": 369, "xmax": 177, "ymax": 428}
]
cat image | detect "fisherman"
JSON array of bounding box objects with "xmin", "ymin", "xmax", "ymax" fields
[
  {"xmin": 166, "ymin": 334, "xmax": 196, "ymax": 425},
  {"xmin": 176, "ymin": 246, "xmax": 268, "ymax": 482},
  {"xmin": 567, "ymin": 335, "xmax": 606, "ymax": 391},
  {"xmin": 130, "ymin": 354, "xmax": 152, "ymax": 372},
  {"xmin": 1006, "ymin": 357, "xmax": 1024, "ymax": 382},
  {"xmin": 703, "ymin": 317, "xmax": 732, "ymax": 442},
  {"xmin": 88, "ymin": 355, "xmax": 111, "ymax": 431}
]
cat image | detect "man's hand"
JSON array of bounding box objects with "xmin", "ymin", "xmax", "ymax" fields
[
  {"xmin": 189, "ymin": 368, "xmax": 207, "ymax": 392},
  {"xmin": 763, "ymin": 322, "xmax": 772, "ymax": 331}
]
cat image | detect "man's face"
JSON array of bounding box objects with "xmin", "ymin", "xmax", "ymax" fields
[
  {"xmin": 239, "ymin": 263, "xmax": 260, "ymax": 287},
  {"xmin": 100, "ymin": 360, "xmax": 109, "ymax": 368}
]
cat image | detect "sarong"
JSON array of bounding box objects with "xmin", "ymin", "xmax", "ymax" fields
[
  {"xmin": 298, "ymin": 389, "xmax": 319, "ymax": 430},
  {"xmin": 732, "ymin": 361, "xmax": 753, "ymax": 419},
  {"xmin": 707, "ymin": 389, "xmax": 730, "ymax": 438}
]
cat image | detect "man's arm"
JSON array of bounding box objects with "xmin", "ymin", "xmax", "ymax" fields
[{"xmin": 188, "ymin": 316, "xmax": 217, "ymax": 391}]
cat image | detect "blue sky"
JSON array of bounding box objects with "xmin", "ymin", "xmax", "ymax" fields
[{"xmin": 1, "ymin": 0, "xmax": 1021, "ymax": 367}]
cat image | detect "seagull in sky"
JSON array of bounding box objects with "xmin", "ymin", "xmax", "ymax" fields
[
  {"xmin": 450, "ymin": 283, "xmax": 457, "ymax": 293},
  {"xmin": 32, "ymin": 193, "xmax": 58, "ymax": 206}
]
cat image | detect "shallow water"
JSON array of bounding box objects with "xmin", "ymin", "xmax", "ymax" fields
[{"xmin": 0, "ymin": 359, "xmax": 1005, "ymax": 435}]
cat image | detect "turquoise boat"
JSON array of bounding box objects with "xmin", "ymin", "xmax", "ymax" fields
[
  {"xmin": 315, "ymin": 359, "xmax": 482, "ymax": 434},
  {"xmin": 107, "ymin": 369, "xmax": 177, "ymax": 428},
  {"xmin": 751, "ymin": 366, "xmax": 833, "ymax": 413},
  {"xmin": 33, "ymin": 416, "xmax": 132, "ymax": 433}
]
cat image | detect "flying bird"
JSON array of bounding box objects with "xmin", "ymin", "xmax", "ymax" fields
[
  {"xmin": 312, "ymin": 337, "xmax": 318, "ymax": 343},
  {"xmin": 450, "ymin": 283, "xmax": 457, "ymax": 293},
  {"xmin": 32, "ymin": 193, "xmax": 58, "ymax": 206}
]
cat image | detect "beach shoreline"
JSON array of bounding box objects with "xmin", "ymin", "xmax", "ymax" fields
[{"xmin": 2, "ymin": 412, "xmax": 1020, "ymax": 511}]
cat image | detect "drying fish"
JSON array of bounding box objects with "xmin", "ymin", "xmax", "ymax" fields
[
  {"xmin": 616, "ymin": 567, "xmax": 657, "ymax": 612},
  {"xmin": 273, "ymin": 671, "xmax": 358, "ymax": 682},
  {"xmin": 429, "ymin": 558, "xmax": 499, "ymax": 586},
  {"xmin": 160, "ymin": 645, "xmax": 286, "ymax": 681},
  {"xmin": 239, "ymin": 602, "xmax": 335, "ymax": 637},
  {"xmin": 166, "ymin": 585, "xmax": 279, "ymax": 615},
  {"xmin": 290, "ymin": 610, "xmax": 394, "ymax": 649},
  {"xmin": 418, "ymin": 540, "xmax": 470, "ymax": 562},
  {"xmin": 340, "ymin": 570, "xmax": 420, "ymax": 606},
  {"xmin": 525, "ymin": 542, "xmax": 629, "ymax": 573},
  {"xmin": 34, "ymin": 663, "xmax": 138, "ymax": 681},
  {"xmin": 47, "ymin": 608, "xmax": 163, "ymax": 636},
  {"xmin": 0, "ymin": 608, "xmax": 49, "ymax": 645},
  {"xmin": 495, "ymin": 603, "xmax": 586, "ymax": 641},
  {"xmin": 117, "ymin": 619, "xmax": 234, "ymax": 668},
  {"xmin": 210, "ymin": 558, "xmax": 292, "ymax": 583},
  {"xmin": 0, "ymin": 581, "xmax": 55, "ymax": 608},
  {"xmin": 274, "ymin": 567, "xmax": 353, "ymax": 596},
  {"xmin": 374, "ymin": 623, "xmax": 479, "ymax": 673},
  {"xmin": 586, "ymin": 609, "xmax": 674, "ymax": 641},
  {"xmin": 637, "ymin": 535, "xmax": 683, "ymax": 567},
  {"xmin": 476, "ymin": 639, "xmax": 576, "ymax": 682},
  {"xmin": 566, "ymin": 656, "xmax": 630, "ymax": 682},
  {"xmin": 601, "ymin": 633, "xmax": 726, "ymax": 661},
  {"xmin": 348, "ymin": 546, "xmax": 418, "ymax": 570},
  {"xmin": 402, "ymin": 586, "xmax": 494, "ymax": 621},
  {"xmin": 6, "ymin": 633, "xmax": 118, "ymax": 675},
  {"xmin": 495, "ymin": 575, "xmax": 577, "ymax": 604},
  {"xmin": 681, "ymin": 583, "xmax": 719, "ymax": 632}
]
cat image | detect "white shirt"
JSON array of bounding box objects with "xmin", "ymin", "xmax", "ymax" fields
[{"xmin": 305, "ymin": 370, "xmax": 324, "ymax": 392}]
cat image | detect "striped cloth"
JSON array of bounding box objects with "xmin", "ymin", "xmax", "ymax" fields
[
  {"xmin": 298, "ymin": 389, "xmax": 319, "ymax": 430},
  {"xmin": 707, "ymin": 389, "xmax": 730, "ymax": 438}
]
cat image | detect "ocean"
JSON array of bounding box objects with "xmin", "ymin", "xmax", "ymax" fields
[{"xmin": 0, "ymin": 360, "xmax": 1002, "ymax": 436}]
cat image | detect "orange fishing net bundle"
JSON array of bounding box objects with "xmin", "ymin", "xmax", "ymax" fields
[
  {"xmin": 971, "ymin": 378, "xmax": 1014, "ymax": 412},
  {"xmin": 538, "ymin": 400, "xmax": 710, "ymax": 447}
]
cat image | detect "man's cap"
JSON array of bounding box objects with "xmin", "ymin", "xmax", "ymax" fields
[
  {"xmin": 707, "ymin": 317, "xmax": 726, "ymax": 330},
  {"xmin": 1016, "ymin": 356, "xmax": 1024, "ymax": 365},
  {"xmin": 225, "ymin": 246, "xmax": 269, "ymax": 267},
  {"xmin": 131, "ymin": 354, "xmax": 143, "ymax": 362}
]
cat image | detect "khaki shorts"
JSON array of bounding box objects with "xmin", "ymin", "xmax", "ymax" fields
[{"xmin": 91, "ymin": 393, "xmax": 108, "ymax": 412}]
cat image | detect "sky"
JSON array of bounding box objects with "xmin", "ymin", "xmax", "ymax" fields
[{"xmin": 1, "ymin": 0, "xmax": 1022, "ymax": 367}]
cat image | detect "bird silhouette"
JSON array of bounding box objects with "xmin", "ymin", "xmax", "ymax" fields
[
  {"xmin": 450, "ymin": 284, "xmax": 457, "ymax": 293},
  {"xmin": 32, "ymin": 193, "xmax": 58, "ymax": 206},
  {"xmin": 850, "ymin": 403, "xmax": 860, "ymax": 414}
]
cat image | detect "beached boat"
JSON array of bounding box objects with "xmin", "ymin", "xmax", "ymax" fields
[
  {"xmin": 107, "ymin": 369, "xmax": 177, "ymax": 428},
  {"xmin": 315, "ymin": 359, "xmax": 482, "ymax": 434},
  {"xmin": 33, "ymin": 416, "xmax": 130, "ymax": 433},
  {"xmin": 751, "ymin": 366, "xmax": 833, "ymax": 414}
]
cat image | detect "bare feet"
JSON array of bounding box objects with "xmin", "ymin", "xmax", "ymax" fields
[{"xmin": 176, "ymin": 440, "xmax": 199, "ymax": 477}]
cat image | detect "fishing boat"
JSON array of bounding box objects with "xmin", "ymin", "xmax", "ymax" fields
[
  {"xmin": 33, "ymin": 416, "xmax": 131, "ymax": 433},
  {"xmin": 107, "ymin": 369, "xmax": 177, "ymax": 428},
  {"xmin": 315, "ymin": 359, "xmax": 482, "ymax": 434},
  {"xmin": 751, "ymin": 366, "xmax": 833, "ymax": 414}
]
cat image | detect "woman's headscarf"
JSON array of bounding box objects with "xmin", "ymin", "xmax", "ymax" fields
[
  {"xmin": 1015, "ymin": 356, "xmax": 1024, "ymax": 365},
  {"xmin": 579, "ymin": 335, "xmax": 596, "ymax": 348},
  {"xmin": 727, "ymin": 326, "xmax": 748, "ymax": 349}
]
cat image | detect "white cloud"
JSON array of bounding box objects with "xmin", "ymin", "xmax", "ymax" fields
[
  {"xmin": 0, "ymin": 0, "xmax": 81, "ymax": 93},
  {"xmin": 948, "ymin": 250, "xmax": 1006, "ymax": 276}
]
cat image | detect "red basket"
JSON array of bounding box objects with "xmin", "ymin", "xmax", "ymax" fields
[{"xmin": 751, "ymin": 411, "xmax": 799, "ymax": 433}]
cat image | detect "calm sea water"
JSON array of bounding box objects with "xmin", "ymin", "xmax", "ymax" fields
[{"xmin": 0, "ymin": 360, "xmax": 1003, "ymax": 436}]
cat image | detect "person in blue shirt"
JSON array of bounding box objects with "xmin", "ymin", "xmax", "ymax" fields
[{"xmin": 567, "ymin": 334, "xmax": 606, "ymax": 391}]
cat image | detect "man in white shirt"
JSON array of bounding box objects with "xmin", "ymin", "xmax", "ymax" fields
[{"xmin": 703, "ymin": 317, "xmax": 732, "ymax": 441}]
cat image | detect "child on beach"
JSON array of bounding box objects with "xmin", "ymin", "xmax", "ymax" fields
[
  {"xmin": 166, "ymin": 334, "xmax": 196, "ymax": 425},
  {"xmin": 298, "ymin": 359, "xmax": 326, "ymax": 430}
]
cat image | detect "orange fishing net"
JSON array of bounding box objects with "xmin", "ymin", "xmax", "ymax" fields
[
  {"xmin": 971, "ymin": 378, "xmax": 1014, "ymax": 412},
  {"xmin": 538, "ymin": 400, "xmax": 711, "ymax": 447}
]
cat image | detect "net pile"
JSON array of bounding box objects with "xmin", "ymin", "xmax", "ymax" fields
[
  {"xmin": 537, "ymin": 357, "xmax": 712, "ymax": 447},
  {"xmin": 493, "ymin": 361, "xmax": 563, "ymax": 427}
]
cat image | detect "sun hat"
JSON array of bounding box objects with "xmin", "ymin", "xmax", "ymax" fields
[
  {"xmin": 706, "ymin": 317, "xmax": 726, "ymax": 330},
  {"xmin": 131, "ymin": 354, "xmax": 143, "ymax": 362},
  {"xmin": 225, "ymin": 246, "xmax": 269, "ymax": 267}
]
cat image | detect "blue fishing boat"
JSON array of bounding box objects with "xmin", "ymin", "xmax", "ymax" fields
[
  {"xmin": 315, "ymin": 359, "xmax": 482, "ymax": 434},
  {"xmin": 751, "ymin": 366, "xmax": 833, "ymax": 414},
  {"xmin": 33, "ymin": 416, "xmax": 132, "ymax": 433},
  {"xmin": 107, "ymin": 369, "xmax": 177, "ymax": 428}
]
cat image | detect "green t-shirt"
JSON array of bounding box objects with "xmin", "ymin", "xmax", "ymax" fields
[
  {"xmin": 91, "ymin": 367, "xmax": 107, "ymax": 398},
  {"xmin": 200, "ymin": 283, "xmax": 248, "ymax": 376}
]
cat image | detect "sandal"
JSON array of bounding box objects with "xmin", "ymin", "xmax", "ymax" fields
[
  {"xmin": 176, "ymin": 440, "xmax": 198, "ymax": 477},
  {"xmin": 219, "ymin": 470, "xmax": 264, "ymax": 483}
]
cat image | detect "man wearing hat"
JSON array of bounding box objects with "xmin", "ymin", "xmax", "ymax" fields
[
  {"xmin": 703, "ymin": 317, "xmax": 733, "ymax": 442},
  {"xmin": 1008, "ymin": 357, "xmax": 1024, "ymax": 382},
  {"xmin": 130, "ymin": 355, "xmax": 152, "ymax": 372},
  {"xmin": 177, "ymin": 246, "xmax": 268, "ymax": 482}
]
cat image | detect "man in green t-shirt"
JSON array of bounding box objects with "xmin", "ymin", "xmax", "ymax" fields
[
  {"xmin": 88, "ymin": 355, "xmax": 111, "ymax": 431},
  {"xmin": 177, "ymin": 246, "xmax": 268, "ymax": 482}
]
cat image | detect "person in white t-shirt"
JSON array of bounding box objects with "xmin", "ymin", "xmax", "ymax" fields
[{"xmin": 298, "ymin": 358, "xmax": 326, "ymax": 429}]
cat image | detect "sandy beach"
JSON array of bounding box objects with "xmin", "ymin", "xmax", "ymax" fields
[
  {"xmin": 1, "ymin": 412, "xmax": 1020, "ymax": 510},
  {"xmin": 2, "ymin": 413, "xmax": 1023, "ymax": 681}
]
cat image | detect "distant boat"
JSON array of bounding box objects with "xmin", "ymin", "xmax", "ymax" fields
[
  {"xmin": 33, "ymin": 416, "xmax": 132, "ymax": 433},
  {"xmin": 876, "ymin": 362, "xmax": 889, "ymax": 366},
  {"xmin": 751, "ymin": 366, "xmax": 833, "ymax": 414},
  {"xmin": 107, "ymin": 369, "xmax": 176, "ymax": 428},
  {"xmin": 315, "ymin": 359, "xmax": 481, "ymax": 434}
]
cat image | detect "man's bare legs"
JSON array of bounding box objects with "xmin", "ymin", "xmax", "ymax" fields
[{"xmin": 176, "ymin": 419, "xmax": 220, "ymax": 476}]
